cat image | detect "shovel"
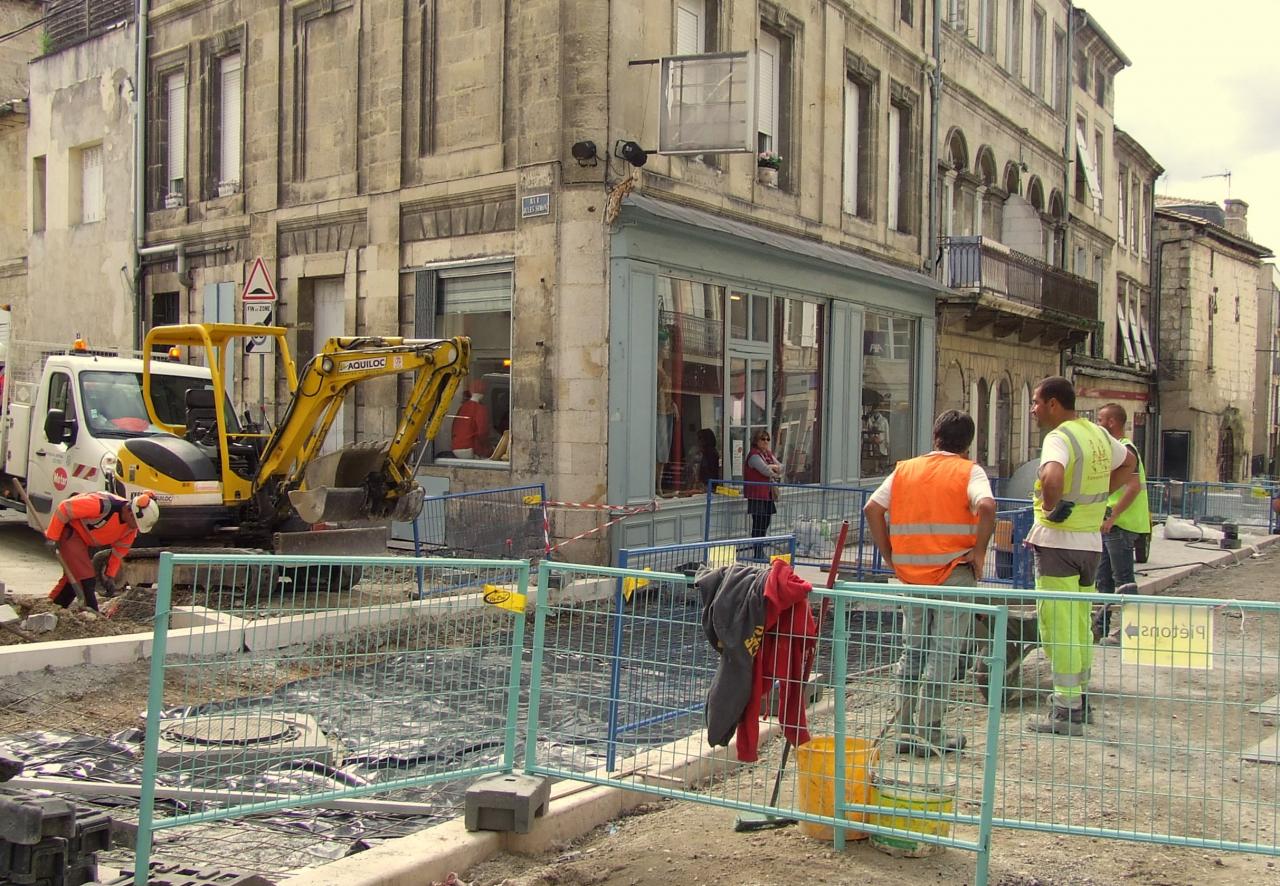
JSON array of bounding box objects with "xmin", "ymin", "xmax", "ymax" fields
[
  {"xmin": 14, "ymin": 483, "xmax": 88, "ymax": 610},
  {"xmin": 735, "ymin": 520, "xmax": 851, "ymax": 832}
]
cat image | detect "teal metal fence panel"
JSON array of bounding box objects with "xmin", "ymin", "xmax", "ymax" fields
[
  {"xmin": 134, "ymin": 553, "xmax": 530, "ymax": 885},
  {"xmin": 525, "ymin": 561, "xmax": 1005, "ymax": 886},
  {"xmin": 836, "ymin": 582, "xmax": 1280, "ymax": 859}
]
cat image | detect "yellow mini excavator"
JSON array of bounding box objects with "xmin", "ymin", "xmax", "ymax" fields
[{"xmin": 109, "ymin": 323, "xmax": 468, "ymax": 580}]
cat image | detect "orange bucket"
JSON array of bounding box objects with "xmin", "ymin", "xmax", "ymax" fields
[{"xmin": 794, "ymin": 736, "xmax": 875, "ymax": 841}]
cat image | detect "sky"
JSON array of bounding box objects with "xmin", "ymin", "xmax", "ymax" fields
[{"xmin": 1087, "ymin": 1, "xmax": 1280, "ymax": 257}]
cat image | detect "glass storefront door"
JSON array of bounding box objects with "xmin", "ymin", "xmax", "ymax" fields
[{"xmin": 728, "ymin": 354, "xmax": 771, "ymax": 479}]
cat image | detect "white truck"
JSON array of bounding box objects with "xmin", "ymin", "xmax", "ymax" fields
[{"xmin": 0, "ymin": 336, "xmax": 218, "ymax": 531}]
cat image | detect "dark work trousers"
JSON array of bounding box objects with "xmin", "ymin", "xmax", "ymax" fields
[{"xmin": 1093, "ymin": 526, "xmax": 1139, "ymax": 637}]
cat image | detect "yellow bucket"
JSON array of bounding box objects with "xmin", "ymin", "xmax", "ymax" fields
[
  {"xmin": 794, "ymin": 736, "xmax": 875, "ymax": 841},
  {"xmin": 868, "ymin": 758, "xmax": 958, "ymax": 858}
]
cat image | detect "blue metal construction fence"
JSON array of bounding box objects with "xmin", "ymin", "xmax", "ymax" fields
[
  {"xmin": 704, "ymin": 480, "xmax": 1034, "ymax": 587},
  {"xmin": 394, "ymin": 483, "xmax": 550, "ymax": 561}
]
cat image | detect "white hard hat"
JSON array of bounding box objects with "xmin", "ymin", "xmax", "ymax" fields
[{"xmin": 131, "ymin": 491, "xmax": 160, "ymax": 534}]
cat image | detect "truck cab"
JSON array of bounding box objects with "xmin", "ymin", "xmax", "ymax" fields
[{"xmin": 1, "ymin": 345, "xmax": 216, "ymax": 533}]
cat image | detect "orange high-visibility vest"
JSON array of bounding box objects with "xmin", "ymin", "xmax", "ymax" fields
[{"xmin": 888, "ymin": 454, "xmax": 979, "ymax": 585}]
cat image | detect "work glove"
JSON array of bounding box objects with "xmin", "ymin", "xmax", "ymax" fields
[
  {"xmin": 1044, "ymin": 500, "xmax": 1075, "ymax": 523},
  {"xmin": 43, "ymin": 538, "xmax": 57, "ymax": 551},
  {"xmin": 99, "ymin": 575, "xmax": 118, "ymax": 596}
]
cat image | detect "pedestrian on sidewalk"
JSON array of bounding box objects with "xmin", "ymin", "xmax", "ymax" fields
[
  {"xmin": 864, "ymin": 409, "xmax": 996, "ymax": 755},
  {"xmin": 1093, "ymin": 403, "xmax": 1150, "ymax": 644},
  {"xmin": 744, "ymin": 429, "xmax": 782, "ymax": 540},
  {"xmin": 45, "ymin": 491, "xmax": 159, "ymax": 611},
  {"xmin": 1026, "ymin": 377, "xmax": 1135, "ymax": 735}
]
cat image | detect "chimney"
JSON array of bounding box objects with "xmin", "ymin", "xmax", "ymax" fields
[{"xmin": 1224, "ymin": 199, "xmax": 1249, "ymax": 238}]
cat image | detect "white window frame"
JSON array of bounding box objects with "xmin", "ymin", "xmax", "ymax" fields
[
  {"xmin": 978, "ymin": 0, "xmax": 995, "ymax": 54},
  {"xmin": 842, "ymin": 76, "xmax": 861, "ymax": 216},
  {"xmin": 756, "ymin": 30, "xmax": 780, "ymax": 153},
  {"xmin": 1030, "ymin": 6, "xmax": 1045, "ymax": 97},
  {"xmin": 948, "ymin": 0, "xmax": 967, "ymax": 30},
  {"xmin": 675, "ymin": 0, "xmax": 706, "ymax": 55},
  {"xmin": 80, "ymin": 144, "xmax": 104, "ymax": 224},
  {"xmin": 218, "ymin": 52, "xmax": 242, "ymax": 193},
  {"xmin": 1118, "ymin": 167, "xmax": 1128, "ymax": 248},
  {"xmin": 1005, "ymin": 0, "xmax": 1023, "ymax": 77},
  {"xmin": 1093, "ymin": 128, "xmax": 1105, "ymax": 203},
  {"xmin": 1051, "ymin": 26, "xmax": 1066, "ymax": 111},
  {"xmin": 166, "ymin": 72, "xmax": 187, "ymax": 202},
  {"xmin": 887, "ymin": 104, "xmax": 902, "ymax": 231}
]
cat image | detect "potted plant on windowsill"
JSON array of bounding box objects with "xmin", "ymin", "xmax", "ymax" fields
[{"xmin": 757, "ymin": 151, "xmax": 782, "ymax": 187}]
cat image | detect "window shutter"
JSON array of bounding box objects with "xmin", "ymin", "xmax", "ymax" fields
[
  {"xmin": 1116, "ymin": 300, "xmax": 1135, "ymax": 364},
  {"xmin": 167, "ymin": 74, "xmax": 186, "ymax": 194},
  {"xmin": 756, "ymin": 31, "xmax": 779, "ymax": 143},
  {"xmin": 440, "ymin": 273, "xmax": 512, "ymax": 314},
  {"xmin": 842, "ymin": 79, "xmax": 859, "ymax": 214},
  {"xmin": 219, "ymin": 53, "xmax": 242, "ymax": 187},
  {"xmin": 82, "ymin": 145, "xmax": 103, "ymax": 223},
  {"xmin": 1138, "ymin": 314, "xmax": 1156, "ymax": 367},
  {"xmin": 887, "ymin": 105, "xmax": 901, "ymax": 231},
  {"xmin": 675, "ymin": 0, "xmax": 705, "ymax": 55}
]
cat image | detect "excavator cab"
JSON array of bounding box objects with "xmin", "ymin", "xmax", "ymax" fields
[{"xmin": 111, "ymin": 322, "xmax": 469, "ymax": 553}]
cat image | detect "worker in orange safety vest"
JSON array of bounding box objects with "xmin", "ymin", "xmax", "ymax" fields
[
  {"xmin": 45, "ymin": 491, "xmax": 159, "ymax": 611},
  {"xmin": 864, "ymin": 410, "xmax": 996, "ymax": 756}
]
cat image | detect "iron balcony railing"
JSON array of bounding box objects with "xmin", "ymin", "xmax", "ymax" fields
[{"xmin": 940, "ymin": 235, "xmax": 1099, "ymax": 324}]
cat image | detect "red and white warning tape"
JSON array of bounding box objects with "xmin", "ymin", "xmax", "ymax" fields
[{"xmin": 542, "ymin": 499, "xmax": 659, "ymax": 554}]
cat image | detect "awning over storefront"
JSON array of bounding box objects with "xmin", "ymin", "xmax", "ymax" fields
[{"xmin": 623, "ymin": 193, "xmax": 952, "ymax": 297}]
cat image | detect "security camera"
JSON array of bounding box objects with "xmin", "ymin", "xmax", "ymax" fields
[
  {"xmin": 613, "ymin": 140, "xmax": 651, "ymax": 168},
  {"xmin": 571, "ymin": 140, "xmax": 599, "ymax": 166}
]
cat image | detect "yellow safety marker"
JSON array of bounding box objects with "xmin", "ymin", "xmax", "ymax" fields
[{"xmin": 483, "ymin": 583, "xmax": 527, "ymax": 613}]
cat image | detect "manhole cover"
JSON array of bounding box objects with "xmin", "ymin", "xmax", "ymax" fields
[{"xmin": 162, "ymin": 716, "xmax": 303, "ymax": 746}]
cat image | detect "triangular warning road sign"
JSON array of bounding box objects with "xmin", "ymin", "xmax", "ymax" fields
[{"xmin": 241, "ymin": 257, "xmax": 278, "ymax": 303}]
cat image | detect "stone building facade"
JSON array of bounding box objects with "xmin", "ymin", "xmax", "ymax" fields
[
  {"xmin": 0, "ymin": 0, "xmax": 43, "ymax": 315},
  {"xmin": 1255, "ymin": 264, "xmax": 1280, "ymax": 476},
  {"xmin": 1154, "ymin": 199, "xmax": 1273, "ymax": 482},
  {"xmin": 139, "ymin": 0, "xmax": 958, "ymax": 554}
]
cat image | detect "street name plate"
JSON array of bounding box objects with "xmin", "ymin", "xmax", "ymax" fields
[{"xmin": 1120, "ymin": 602, "xmax": 1213, "ymax": 670}]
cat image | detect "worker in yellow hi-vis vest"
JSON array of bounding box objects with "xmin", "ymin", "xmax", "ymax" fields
[{"xmin": 1027, "ymin": 377, "xmax": 1136, "ymax": 736}]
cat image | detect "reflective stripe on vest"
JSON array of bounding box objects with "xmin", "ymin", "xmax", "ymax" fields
[
  {"xmin": 1109, "ymin": 436, "xmax": 1151, "ymax": 533},
  {"xmin": 1034, "ymin": 419, "xmax": 1112, "ymax": 533},
  {"xmin": 888, "ymin": 453, "xmax": 979, "ymax": 584}
]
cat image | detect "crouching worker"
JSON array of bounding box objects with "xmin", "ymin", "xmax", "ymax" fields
[
  {"xmin": 46, "ymin": 491, "xmax": 159, "ymax": 611},
  {"xmin": 864, "ymin": 410, "xmax": 996, "ymax": 756}
]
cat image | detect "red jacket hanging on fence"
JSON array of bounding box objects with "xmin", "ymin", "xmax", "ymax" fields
[{"xmin": 698, "ymin": 557, "xmax": 816, "ymax": 763}]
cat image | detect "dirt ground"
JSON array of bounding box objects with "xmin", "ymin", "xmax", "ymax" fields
[{"xmin": 461, "ymin": 551, "xmax": 1280, "ymax": 886}]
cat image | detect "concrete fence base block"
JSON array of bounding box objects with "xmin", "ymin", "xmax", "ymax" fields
[{"xmin": 464, "ymin": 774, "xmax": 550, "ymax": 834}]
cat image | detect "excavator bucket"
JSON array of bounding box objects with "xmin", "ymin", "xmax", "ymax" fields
[{"xmin": 288, "ymin": 442, "xmax": 389, "ymax": 524}]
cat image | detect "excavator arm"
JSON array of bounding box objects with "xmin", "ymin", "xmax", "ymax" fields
[{"xmin": 256, "ymin": 335, "xmax": 470, "ymax": 525}]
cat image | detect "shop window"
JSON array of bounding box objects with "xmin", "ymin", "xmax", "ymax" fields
[
  {"xmin": 773, "ymin": 299, "xmax": 824, "ymax": 485},
  {"xmin": 420, "ymin": 269, "xmax": 513, "ymax": 466},
  {"xmin": 862, "ymin": 311, "xmax": 916, "ymax": 475},
  {"xmin": 654, "ymin": 279, "xmax": 826, "ymax": 496},
  {"xmin": 657, "ymin": 277, "xmax": 726, "ymax": 496}
]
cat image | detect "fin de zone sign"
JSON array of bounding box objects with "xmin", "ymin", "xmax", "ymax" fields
[{"xmin": 241, "ymin": 257, "xmax": 278, "ymax": 303}]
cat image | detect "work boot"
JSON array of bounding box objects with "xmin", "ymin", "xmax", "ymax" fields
[
  {"xmin": 896, "ymin": 724, "xmax": 967, "ymax": 756},
  {"xmin": 1028, "ymin": 705, "xmax": 1085, "ymax": 736}
]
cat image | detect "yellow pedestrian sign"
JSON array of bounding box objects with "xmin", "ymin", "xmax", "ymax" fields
[{"xmin": 1119, "ymin": 602, "xmax": 1213, "ymax": 670}]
